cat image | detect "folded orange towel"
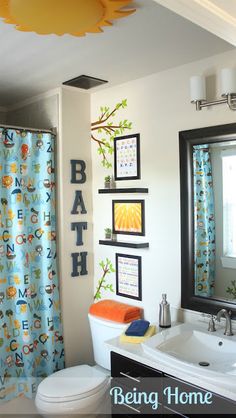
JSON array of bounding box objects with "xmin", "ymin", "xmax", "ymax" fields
[{"xmin": 89, "ymin": 299, "xmax": 142, "ymax": 323}]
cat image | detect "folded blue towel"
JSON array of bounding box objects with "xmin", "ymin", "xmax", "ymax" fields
[{"xmin": 125, "ymin": 319, "xmax": 150, "ymax": 337}]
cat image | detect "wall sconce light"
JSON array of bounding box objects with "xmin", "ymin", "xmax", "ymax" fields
[{"xmin": 190, "ymin": 68, "xmax": 236, "ymax": 111}]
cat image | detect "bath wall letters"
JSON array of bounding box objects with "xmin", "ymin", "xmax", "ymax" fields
[
  {"xmin": 71, "ymin": 252, "xmax": 88, "ymax": 277},
  {"xmin": 70, "ymin": 160, "xmax": 88, "ymax": 277},
  {"xmin": 70, "ymin": 160, "xmax": 86, "ymax": 184},
  {"xmin": 71, "ymin": 191, "xmax": 87, "ymax": 215},
  {"xmin": 71, "ymin": 222, "xmax": 88, "ymax": 246}
]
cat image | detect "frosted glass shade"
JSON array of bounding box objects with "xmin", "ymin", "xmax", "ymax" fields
[
  {"xmin": 221, "ymin": 68, "xmax": 236, "ymax": 96},
  {"xmin": 190, "ymin": 76, "xmax": 206, "ymax": 102}
]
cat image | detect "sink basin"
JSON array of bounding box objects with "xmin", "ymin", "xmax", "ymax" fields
[{"xmin": 142, "ymin": 322, "xmax": 236, "ymax": 391}]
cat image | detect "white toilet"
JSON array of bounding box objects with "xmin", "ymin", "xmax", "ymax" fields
[{"xmin": 35, "ymin": 313, "xmax": 128, "ymax": 417}]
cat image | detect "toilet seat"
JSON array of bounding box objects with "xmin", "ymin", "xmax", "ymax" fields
[{"xmin": 37, "ymin": 364, "xmax": 109, "ymax": 403}]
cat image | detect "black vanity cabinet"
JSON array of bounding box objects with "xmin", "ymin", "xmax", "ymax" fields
[
  {"xmin": 111, "ymin": 351, "xmax": 163, "ymax": 416},
  {"xmin": 110, "ymin": 351, "xmax": 236, "ymax": 416}
]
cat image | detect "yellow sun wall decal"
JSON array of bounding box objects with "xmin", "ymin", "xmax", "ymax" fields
[{"xmin": 0, "ymin": 0, "xmax": 135, "ymax": 36}]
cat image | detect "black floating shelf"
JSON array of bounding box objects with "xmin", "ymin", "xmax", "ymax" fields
[
  {"xmin": 99, "ymin": 240, "xmax": 149, "ymax": 249},
  {"xmin": 98, "ymin": 188, "xmax": 149, "ymax": 194}
]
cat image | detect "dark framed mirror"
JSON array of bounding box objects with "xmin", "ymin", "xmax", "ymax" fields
[{"xmin": 179, "ymin": 123, "xmax": 236, "ymax": 318}]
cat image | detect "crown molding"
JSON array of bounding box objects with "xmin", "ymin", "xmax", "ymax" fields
[{"xmin": 154, "ymin": 0, "xmax": 236, "ymax": 46}]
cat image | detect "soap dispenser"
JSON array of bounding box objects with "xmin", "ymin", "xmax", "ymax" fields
[{"xmin": 159, "ymin": 293, "xmax": 171, "ymax": 328}]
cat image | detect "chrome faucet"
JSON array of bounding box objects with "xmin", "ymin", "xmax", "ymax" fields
[
  {"xmin": 216, "ymin": 309, "xmax": 233, "ymax": 336},
  {"xmin": 208, "ymin": 315, "xmax": 216, "ymax": 332}
]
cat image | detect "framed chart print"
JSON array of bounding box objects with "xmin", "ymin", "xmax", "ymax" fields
[
  {"xmin": 114, "ymin": 133, "xmax": 140, "ymax": 180},
  {"xmin": 112, "ymin": 200, "xmax": 145, "ymax": 236},
  {"xmin": 116, "ymin": 253, "xmax": 142, "ymax": 300}
]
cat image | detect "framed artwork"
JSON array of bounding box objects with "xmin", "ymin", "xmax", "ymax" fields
[
  {"xmin": 116, "ymin": 253, "xmax": 142, "ymax": 300},
  {"xmin": 114, "ymin": 133, "xmax": 140, "ymax": 180},
  {"xmin": 112, "ymin": 200, "xmax": 145, "ymax": 236}
]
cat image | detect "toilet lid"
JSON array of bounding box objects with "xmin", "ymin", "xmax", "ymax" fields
[{"xmin": 37, "ymin": 365, "xmax": 109, "ymax": 402}]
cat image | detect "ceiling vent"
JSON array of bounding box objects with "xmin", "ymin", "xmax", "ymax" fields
[{"xmin": 63, "ymin": 75, "xmax": 108, "ymax": 90}]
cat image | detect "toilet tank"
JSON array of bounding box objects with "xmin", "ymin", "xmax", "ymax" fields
[{"xmin": 88, "ymin": 313, "xmax": 128, "ymax": 370}]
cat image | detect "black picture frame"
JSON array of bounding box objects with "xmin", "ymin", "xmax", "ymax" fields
[
  {"xmin": 179, "ymin": 122, "xmax": 236, "ymax": 318},
  {"xmin": 114, "ymin": 133, "xmax": 140, "ymax": 181},
  {"xmin": 112, "ymin": 199, "xmax": 145, "ymax": 236},
  {"xmin": 116, "ymin": 253, "xmax": 142, "ymax": 300}
]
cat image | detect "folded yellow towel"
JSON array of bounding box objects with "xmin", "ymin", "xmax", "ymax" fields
[{"xmin": 119, "ymin": 325, "xmax": 156, "ymax": 344}]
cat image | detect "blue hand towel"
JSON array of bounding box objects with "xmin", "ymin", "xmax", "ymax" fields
[{"xmin": 125, "ymin": 319, "xmax": 150, "ymax": 337}]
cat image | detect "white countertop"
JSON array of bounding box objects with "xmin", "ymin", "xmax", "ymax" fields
[{"xmin": 105, "ymin": 322, "xmax": 236, "ymax": 403}]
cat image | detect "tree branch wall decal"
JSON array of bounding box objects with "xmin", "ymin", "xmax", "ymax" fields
[
  {"xmin": 91, "ymin": 99, "xmax": 133, "ymax": 168},
  {"xmin": 94, "ymin": 258, "xmax": 115, "ymax": 301}
]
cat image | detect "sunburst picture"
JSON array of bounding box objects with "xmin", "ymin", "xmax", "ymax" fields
[
  {"xmin": 112, "ymin": 200, "xmax": 145, "ymax": 236},
  {"xmin": 0, "ymin": 0, "xmax": 135, "ymax": 36}
]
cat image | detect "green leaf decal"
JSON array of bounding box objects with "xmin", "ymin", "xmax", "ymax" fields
[
  {"xmin": 91, "ymin": 99, "xmax": 133, "ymax": 169},
  {"xmin": 94, "ymin": 259, "xmax": 116, "ymax": 301}
]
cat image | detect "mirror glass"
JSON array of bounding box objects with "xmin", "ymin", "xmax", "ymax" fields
[{"xmin": 193, "ymin": 140, "xmax": 236, "ymax": 302}]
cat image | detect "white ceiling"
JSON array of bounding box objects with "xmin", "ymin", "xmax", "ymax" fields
[{"xmin": 0, "ymin": 0, "xmax": 233, "ymax": 107}]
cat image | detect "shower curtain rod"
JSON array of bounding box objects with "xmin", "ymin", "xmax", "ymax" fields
[{"xmin": 0, "ymin": 123, "xmax": 56, "ymax": 135}]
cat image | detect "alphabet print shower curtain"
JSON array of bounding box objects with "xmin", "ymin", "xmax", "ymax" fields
[
  {"xmin": 193, "ymin": 144, "xmax": 216, "ymax": 297},
  {"xmin": 0, "ymin": 128, "xmax": 64, "ymax": 402}
]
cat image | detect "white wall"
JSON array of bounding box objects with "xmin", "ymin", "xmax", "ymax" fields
[
  {"xmin": 91, "ymin": 48, "xmax": 236, "ymax": 323},
  {"xmin": 58, "ymin": 87, "xmax": 93, "ymax": 367},
  {"xmin": 6, "ymin": 93, "xmax": 59, "ymax": 129},
  {"xmin": 0, "ymin": 110, "xmax": 7, "ymax": 124}
]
